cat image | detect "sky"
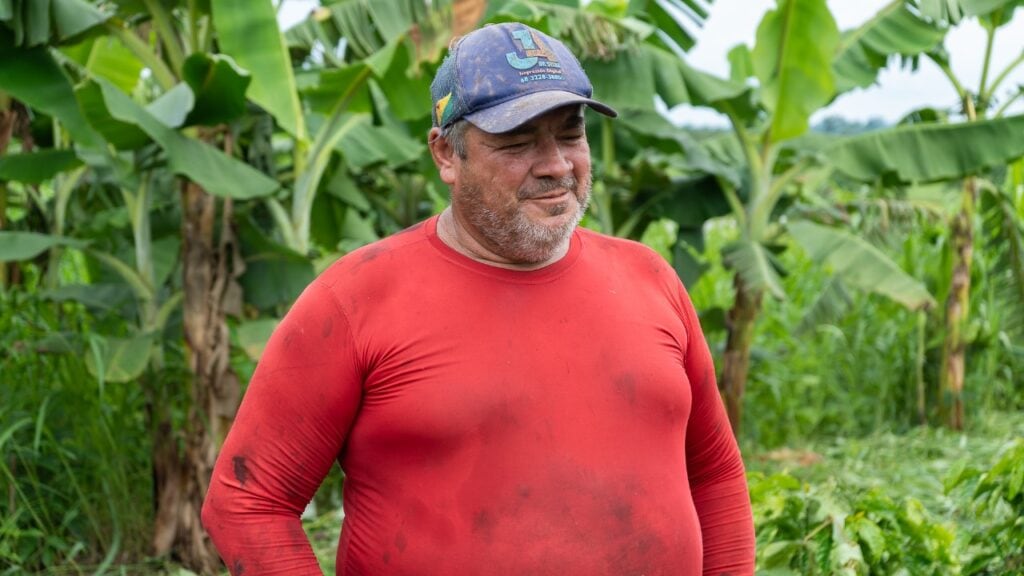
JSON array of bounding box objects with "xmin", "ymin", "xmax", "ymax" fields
[{"xmin": 277, "ymin": 0, "xmax": 1024, "ymax": 126}]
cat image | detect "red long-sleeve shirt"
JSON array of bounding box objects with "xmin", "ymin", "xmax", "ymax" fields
[{"xmin": 202, "ymin": 216, "xmax": 754, "ymax": 575}]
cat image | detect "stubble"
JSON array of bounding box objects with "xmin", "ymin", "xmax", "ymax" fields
[{"xmin": 459, "ymin": 174, "xmax": 592, "ymax": 264}]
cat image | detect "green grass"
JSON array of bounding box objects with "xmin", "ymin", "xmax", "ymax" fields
[
  {"xmin": 746, "ymin": 410, "xmax": 1024, "ymax": 574},
  {"xmin": 1, "ymin": 291, "xmax": 153, "ymax": 573}
]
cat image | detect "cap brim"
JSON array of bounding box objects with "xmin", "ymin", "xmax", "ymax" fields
[{"xmin": 464, "ymin": 90, "xmax": 618, "ymax": 134}]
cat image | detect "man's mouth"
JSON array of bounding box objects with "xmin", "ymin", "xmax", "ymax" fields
[
  {"xmin": 520, "ymin": 183, "xmax": 576, "ymax": 201},
  {"xmin": 528, "ymin": 190, "xmax": 571, "ymax": 200}
]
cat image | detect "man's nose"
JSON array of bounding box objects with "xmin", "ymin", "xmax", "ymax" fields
[{"xmin": 530, "ymin": 135, "xmax": 573, "ymax": 180}]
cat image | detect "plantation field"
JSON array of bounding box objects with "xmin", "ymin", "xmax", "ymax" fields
[{"xmin": 3, "ymin": 0, "xmax": 1024, "ymax": 573}]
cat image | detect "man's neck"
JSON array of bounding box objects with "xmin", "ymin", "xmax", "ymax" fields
[{"xmin": 435, "ymin": 208, "xmax": 570, "ymax": 271}]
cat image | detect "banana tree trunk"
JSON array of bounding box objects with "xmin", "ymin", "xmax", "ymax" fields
[
  {"xmin": 939, "ymin": 176, "xmax": 977, "ymax": 430},
  {"xmin": 153, "ymin": 131, "xmax": 243, "ymax": 572},
  {"xmin": 720, "ymin": 273, "xmax": 763, "ymax": 436}
]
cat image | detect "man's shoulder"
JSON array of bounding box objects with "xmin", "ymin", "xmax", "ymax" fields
[
  {"xmin": 317, "ymin": 220, "xmax": 434, "ymax": 287},
  {"xmin": 577, "ymin": 227, "xmax": 673, "ymax": 269},
  {"xmin": 575, "ymin": 227, "xmax": 689, "ymax": 300}
]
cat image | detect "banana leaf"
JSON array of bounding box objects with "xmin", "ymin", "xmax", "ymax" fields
[
  {"xmin": 211, "ymin": 0, "xmax": 306, "ymax": 139},
  {"xmin": 334, "ymin": 113, "xmax": 423, "ymax": 169},
  {"xmin": 82, "ymin": 78, "xmax": 279, "ymax": 199},
  {"xmin": 80, "ymin": 34, "xmax": 143, "ymax": 93},
  {"xmin": 0, "ymin": 37, "xmax": 103, "ymax": 149},
  {"xmin": 0, "ymin": 0, "xmax": 109, "ymax": 47},
  {"xmin": 918, "ymin": 0, "xmax": 1022, "ymax": 23},
  {"xmin": 233, "ymin": 318, "xmax": 280, "ymax": 361},
  {"xmin": 723, "ymin": 239, "xmax": 786, "ymax": 300},
  {"xmin": 85, "ymin": 334, "xmax": 153, "ymax": 384},
  {"xmin": 75, "ymin": 79, "xmax": 149, "ymax": 149},
  {"xmin": 833, "ymin": 2, "xmax": 946, "ymax": 94},
  {"xmin": 0, "ymin": 231, "xmax": 87, "ymax": 261},
  {"xmin": 753, "ymin": 0, "xmax": 840, "ymax": 143},
  {"xmin": 0, "ymin": 150, "xmax": 82, "ymax": 184},
  {"xmin": 826, "ymin": 114, "xmax": 1024, "ymax": 184},
  {"xmin": 789, "ymin": 220, "xmax": 935, "ymax": 310},
  {"xmin": 181, "ymin": 53, "xmax": 252, "ymax": 126},
  {"xmin": 40, "ymin": 283, "xmax": 133, "ymax": 310}
]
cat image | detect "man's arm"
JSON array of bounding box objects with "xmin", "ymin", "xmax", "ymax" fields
[
  {"xmin": 202, "ymin": 279, "xmax": 362, "ymax": 575},
  {"xmin": 678, "ymin": 282, "xmax": 756, "ymax": 576}
]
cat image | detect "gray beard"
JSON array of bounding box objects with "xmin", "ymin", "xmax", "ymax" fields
[{"xmin": 463, "ymin": 176, "xmax": 591, "ymax": 265}]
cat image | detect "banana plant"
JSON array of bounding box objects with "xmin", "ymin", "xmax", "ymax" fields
[
  {"xmin": 979, "ymin": 159, "xmax": 1024, "ymax": 344},
  {"xmin": 909, "ymin": 0, "xmax": 1024, "ymax": 429},
  {"xmin": 650, "ymin": 0, "xmax": 1024, "ymax": 435},
  {"xmin": 649, "ymin": 0, "xmax": 929, "ymax": 434},
  {"xmin": 227, "ymin": 0, "xmax": 458, "ymax": 261},
  {"xmin": 0, "ymin": 0, "xmax": 283, "ymax": 570}
]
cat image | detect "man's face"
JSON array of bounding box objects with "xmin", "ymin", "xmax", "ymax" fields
[{"xmin": 445, "ymin": 106, "xmax": 593, "ymax": 265}]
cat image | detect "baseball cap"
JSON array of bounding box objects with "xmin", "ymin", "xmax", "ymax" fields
[{"xmin": 430, "ymin": 22, "xmax": 618, "ymax": 133}]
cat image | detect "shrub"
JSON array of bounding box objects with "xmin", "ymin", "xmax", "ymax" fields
[{"xmin": 751, "ymin": 472, "xmax": 960, "ymax": 575}]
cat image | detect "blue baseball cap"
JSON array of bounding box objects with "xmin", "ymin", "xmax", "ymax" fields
[{"xmin": 430, "ymin": 22, "xmax": 617, "ymax": 133}]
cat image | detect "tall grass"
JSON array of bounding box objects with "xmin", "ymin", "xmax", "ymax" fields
[{"xmin": 1, "ymin": 287, "xmax": 152, "ymax": 573}]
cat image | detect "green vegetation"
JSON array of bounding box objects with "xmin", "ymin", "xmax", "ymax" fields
[
  {"xmin": 746, "ymin": 413, "xmax": 1024, "ymax": 575},
  {"xmin": 2, "ymin": 0, "xmax": 1024, "ymax": 574}
]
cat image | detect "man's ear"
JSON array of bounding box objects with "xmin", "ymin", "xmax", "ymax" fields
[{"xmin": 428, "ymin": 127, "xmax": 458, "ymax": 186}]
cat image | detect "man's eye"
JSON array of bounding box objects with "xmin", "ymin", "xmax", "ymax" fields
[{"xmin": 499, "ymin": 142, "xmax": 529, "ymax": 151}]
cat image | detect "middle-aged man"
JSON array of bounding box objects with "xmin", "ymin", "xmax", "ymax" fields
[{"xmin": 203, "ymin": 21, "xmax": 755, "ymax": 575}]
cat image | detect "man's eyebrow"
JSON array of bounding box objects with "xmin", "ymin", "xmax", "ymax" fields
[{"xmin": 561, "ymin": 114, "xmax": 585, "ymax": 130}]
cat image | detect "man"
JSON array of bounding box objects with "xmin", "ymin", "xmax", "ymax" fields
[{"xmin": 202, "ymin": 22, "xmax": 755, "ymax": 575}]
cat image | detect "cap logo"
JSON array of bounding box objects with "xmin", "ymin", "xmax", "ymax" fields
[
  {"xmin": 505, "ymin": 29, "xmax": 564, "ymax": 84},
  {"xmin": 435, "ymin": 92, "xmax": 452, "ymax": 125}
]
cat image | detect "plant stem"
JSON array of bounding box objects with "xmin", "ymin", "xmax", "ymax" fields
[
  {"xmin": 718, "ymin": 176, "xmax": 748, "ymax": 231},
  {"xmin": 726, "ymin": 109, "xmax": 763, "ymax": 189},
  {"xmin": 124, "ymin": 177, "xmax": 157, "ymax": 330},
  {"xmin": 601, "ymin": 115, "xmax": 616, "ymax": 178},
  {"xmin": 930, "ymin": 54, "xmax": 967, "ymax": 105},
  {"xmin": 266, "ymin": 197, "xmax": 299, "ymax": 249},
  {"xmin": 985, "ymin": 49, "xmax": 1024, "ymax": 105},
  {"xmin": 187, "ymin": 0, "xmax": 200, "ymax": 55},
  {"xmin": 994, "ymin": 88, "xmax": 1024, "ymax": 118},
  {"xmin": 750, "ymin": 145, "xmax": 783, "ymax": 241},
  {"xmin": 978, "ymin": 26, "xmax": 996, "ymax": 109},
  {"xmin": 720, "ymin": 274, "xmax": 763, "ymax": 435},
  {"xmin": 292, "ymin": 67, "xmax": 372, "ymax": 253},
  {"xmin": 916, "ymin": 309, "xmax": 927, "ymax": 425},
  {"xmin": 592, "ymin": 116, "xmax": 616, "ymax": 235},
  {"xmin": 141, "ymin": 0, "xmax": 186, "ymax": 74},
  {"xmin": 939, "ymin": 93, "xmax": 978, "ymax": 431}
]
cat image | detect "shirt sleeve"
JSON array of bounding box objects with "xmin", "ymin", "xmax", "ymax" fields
[
  {"xmin": 202, "ymin": 279, "xmax": 363, "ymax": 575},
  {"xmin": 677, "ymin": 281, "xmax": 756, "ymax": 576}
]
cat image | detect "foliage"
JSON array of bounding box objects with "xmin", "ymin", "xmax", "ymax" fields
[
  {"xmin": 1, "ymin": 0, "xmax": 1024, "ymax": 572},
  {"xmin": 690, "ymin": 206, "xmax": 1024, "ymax": 445},
  {"xmin": 748, "ymin": 411, "xmax": 1024, "ymax": 575},
  {"xmin": 0, "ymin": 287, "xmax": 154, "ymax": 571},
  {"xmin": 946, "ymin": 440, "xmax": 1024, "ymax": 574},
  {"xmin": 751, "ymin": 473, "xmax": 958, "ymax": 575}
]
